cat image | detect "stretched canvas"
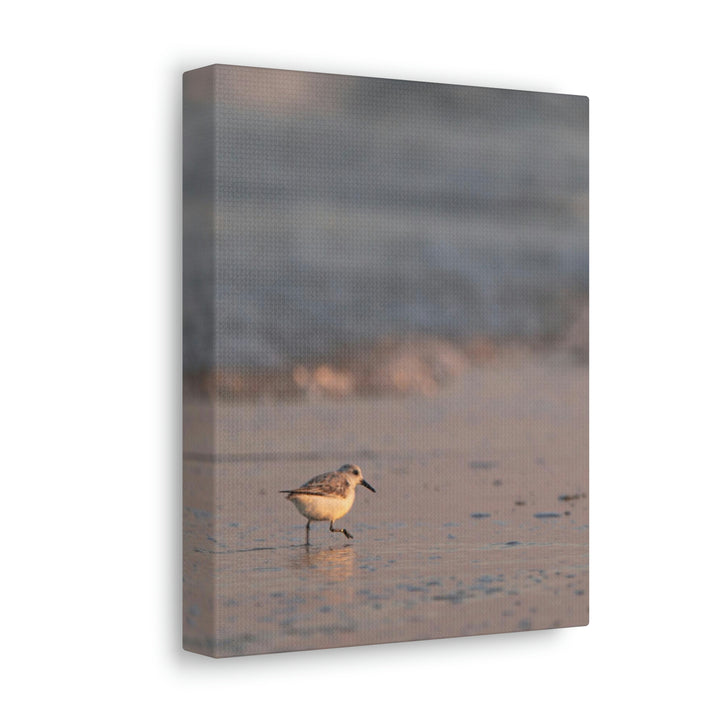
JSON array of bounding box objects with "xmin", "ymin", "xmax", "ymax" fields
[{"xmin": 183, "ymin": 64, "xmax": 589, "ymax": 658}]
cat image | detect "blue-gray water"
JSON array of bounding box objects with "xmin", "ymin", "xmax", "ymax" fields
[{"xmin": 184, "ymin": 66, "xmax": 588, "ymax": 371}]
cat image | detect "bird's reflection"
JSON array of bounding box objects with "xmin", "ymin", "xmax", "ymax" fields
[{"xmin": 290, "ymin": 544, "xmax": 357, "ymax": 580}]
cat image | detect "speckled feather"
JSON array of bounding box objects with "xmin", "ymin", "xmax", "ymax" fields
[{"xmin": 281, "ymin": 470, "xmax": 352, "ymax": 498}]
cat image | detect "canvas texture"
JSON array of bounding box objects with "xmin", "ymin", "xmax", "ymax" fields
[{"xmin": 183, "ymin": 64, "xmax": 589, "ymax": 658}]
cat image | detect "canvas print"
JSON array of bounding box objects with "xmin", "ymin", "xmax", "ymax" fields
[{"xmin": 183, "ymin": 64, "xmax": 588, "ymax": 658}]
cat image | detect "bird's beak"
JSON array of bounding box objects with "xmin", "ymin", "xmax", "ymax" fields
[{"xmin": 361, "ymin": 479, "xmax": 376, "ymax": 493}]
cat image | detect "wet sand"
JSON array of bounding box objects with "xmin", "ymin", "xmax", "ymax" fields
[{"xmin": 183, "ymin": 354, "xmax": 588, "ymax": 657}]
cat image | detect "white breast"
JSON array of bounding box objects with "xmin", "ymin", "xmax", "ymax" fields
[{"xmin": 289, "ymin": 491, "xmax": 356, "ymax": 521}]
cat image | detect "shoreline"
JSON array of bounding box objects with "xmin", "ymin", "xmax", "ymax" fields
[
  {"xmin": 184, "ymin": 314, "xmax": 588, "ymax": 403},
  {"xmin": 183, "ymin": 355, "xmax": 588, "ymax": 656}
]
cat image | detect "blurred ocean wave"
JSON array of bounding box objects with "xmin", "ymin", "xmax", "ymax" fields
[{"xmin": 184, "ymin": 67, "xmax": 588, "ymax": 372}]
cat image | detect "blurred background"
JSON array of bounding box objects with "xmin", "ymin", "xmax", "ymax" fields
[{"xmin": 184, "ymin": 66, "xmax": 588, "ymax": 398}]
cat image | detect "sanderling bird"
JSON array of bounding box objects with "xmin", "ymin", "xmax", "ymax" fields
[{"xmin": 280, "ymin": 463, "xmax": 376, "ymax": 545}]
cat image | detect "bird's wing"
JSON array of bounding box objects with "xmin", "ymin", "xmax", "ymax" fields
[
  {"xmin": 282, "ymin": 470, "xmax": 350, "ymax": 497},
  {"xmin": 303, "ymin": 470, "xmax": 340, "ymax": 487}
]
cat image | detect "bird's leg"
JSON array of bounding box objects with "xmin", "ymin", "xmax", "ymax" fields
[
  {"xmin": 305, "ymin": 520, "xmax": 311, "ymax": 546},
  {"xmin": 329, "ymin": 520, "xmax": 353, "ymax": 540}
]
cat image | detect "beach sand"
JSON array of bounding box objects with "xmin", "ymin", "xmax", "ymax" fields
[{"xmin": 183, "ymin": 352, "xmax": 588, "ymax": 657}]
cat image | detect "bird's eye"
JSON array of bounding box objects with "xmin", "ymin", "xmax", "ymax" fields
[{"xmin": 353, "ymin": 469, "xmax": 359, "ymax": 475}]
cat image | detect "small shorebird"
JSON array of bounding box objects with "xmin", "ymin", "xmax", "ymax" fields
[{"xmin": 280, "ymin": 464, "xmax": 376, "ymax": 545}]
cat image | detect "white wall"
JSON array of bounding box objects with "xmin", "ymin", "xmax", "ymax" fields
[{"xmin": 3, "ymin": 2, "xmax": 717, "ymax": 717}]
